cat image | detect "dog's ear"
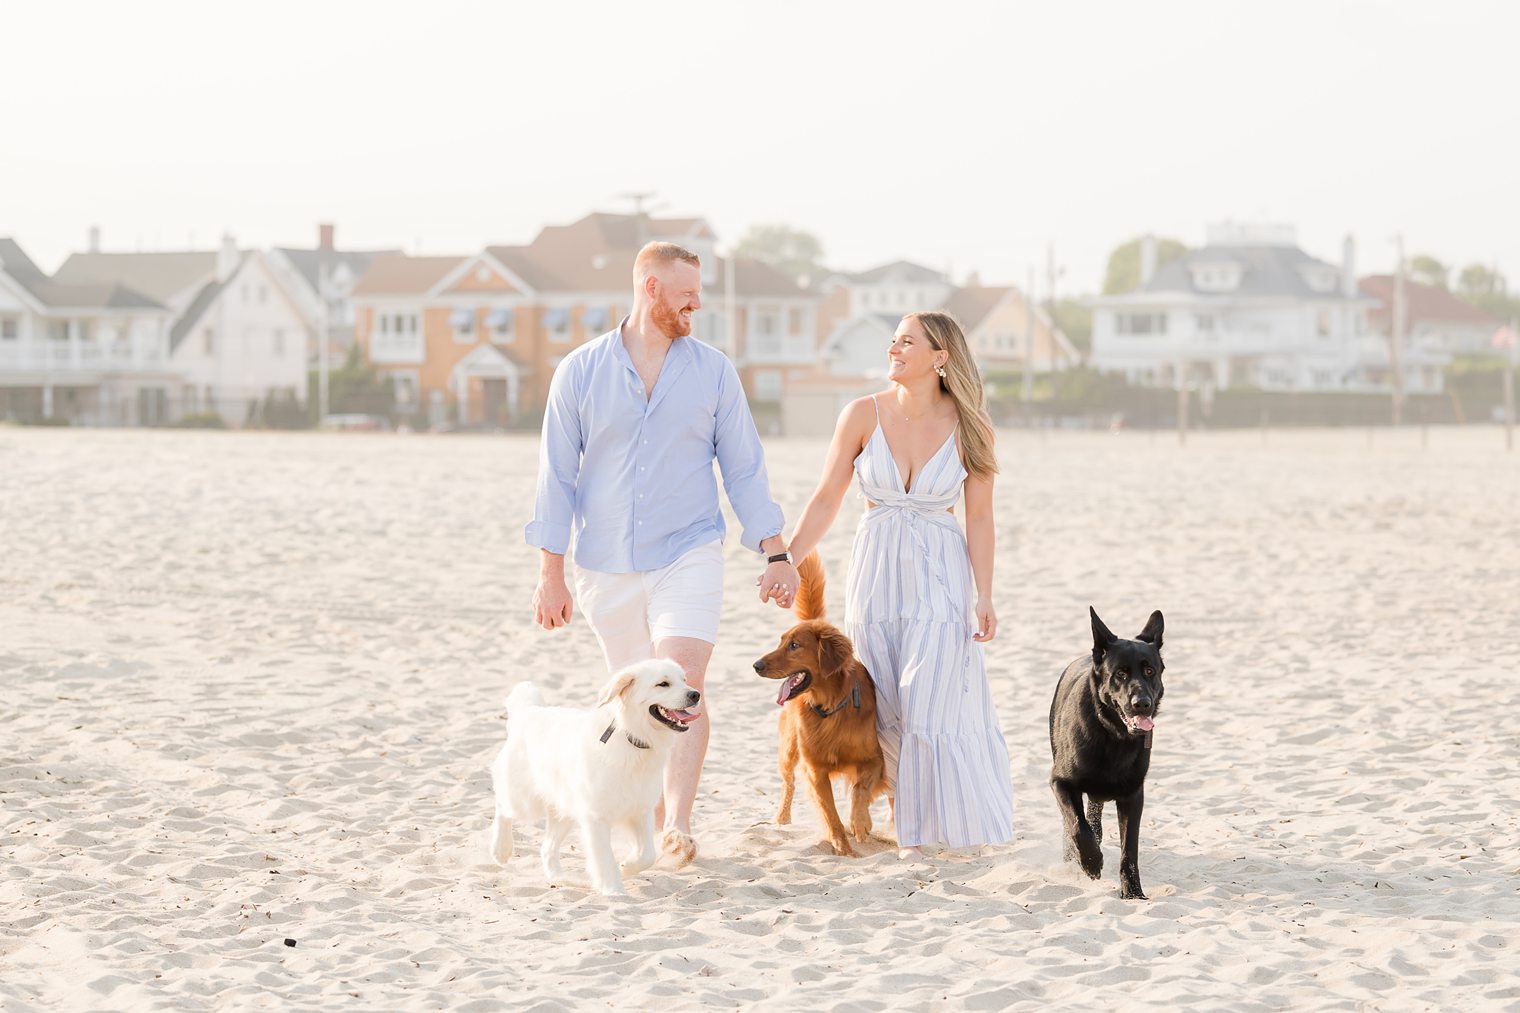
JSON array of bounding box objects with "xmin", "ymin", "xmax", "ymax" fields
[
  {"xmin": 594, "ymin": 669, "xmax": 637, "ymax": 709},
  {"xmin": 1090, "ymin": 606, "xmax": 1117, "ymax": 664},
  {"xmin": 817, "ymin": 627, "xmax": 853, "ymax": 676},
  {"xmin": 1136, "ymin": 610, "xmax": 1164, "ymax": 652}
]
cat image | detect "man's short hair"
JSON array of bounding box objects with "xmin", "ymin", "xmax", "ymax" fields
[{"xmin": 634, "ymin": 241, "xmax": 701, "ymax": 283}]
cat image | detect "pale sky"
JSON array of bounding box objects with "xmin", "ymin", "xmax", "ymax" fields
[{"xmin": 5, "ymin": 0, "xmax": 1516, "ymax": 294}]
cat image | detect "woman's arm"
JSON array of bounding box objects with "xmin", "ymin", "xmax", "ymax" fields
[
  {"xmin": 785, "ymin": 398, "xmax": 876, "ymax": 563},
  {"xmin": 964, "ymin": 423, "xmax": 997, "ymax": 643}
]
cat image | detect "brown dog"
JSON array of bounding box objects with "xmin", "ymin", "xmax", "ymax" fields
[{"xmin": 753, "ymin": 552, "xmax": 887, "ymax": 856}]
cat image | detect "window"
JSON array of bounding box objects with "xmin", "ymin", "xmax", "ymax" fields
[
  {"xmin": 582, "ymin": 306, "xmax": 608, "ymax": 332},
  {"xmin": 487, "ymin": 307, "xmax": 514, "ymax": 341},
  {"xmin": 203, "ymin": 328, "xmax": 215, "ymax": 355},
  {"xmin": 1115, "ymin": 312, "xmax": 1167, "ymax": 335},
  {"xmin": 0, "ymin": 317, "xmax": 17, "ymax": 340},
  {"xmin": 1195, "ymin": 313, "xmax": 1217, "ymax": 335},
  {"xmin": 753, "ymin": 370, "xmax": 783, "ymax": 401},
  {"xmin": 544, "ymin": 308, "xmax": 570, "ymax": 343},
  {"xmin": 450, "ymin": 307, "xmax": 475, "ymax": 342}
]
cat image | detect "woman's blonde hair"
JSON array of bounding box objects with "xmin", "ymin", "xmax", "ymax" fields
[{"xmin": 906, "ymin": 310, "xmax": 998, "ymax": 479}]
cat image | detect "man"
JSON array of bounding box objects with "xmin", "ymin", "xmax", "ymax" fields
[{"xmin": 525, "ymin": 240, "xmax": 799, "ymax": 864}]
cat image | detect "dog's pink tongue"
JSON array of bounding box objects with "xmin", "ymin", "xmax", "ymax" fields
[
  {"xmin": 667, "ymin": 709, "xmax": 701, "ymax": 723},
  {"xmin": 776, "ymin": 681, "xmax": 793, "ymax": 706},
  {"xmin": 1131, "ymin": 715, "xmax": 1155, "ymax": 732}
]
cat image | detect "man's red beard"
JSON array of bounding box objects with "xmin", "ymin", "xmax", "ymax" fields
[{"xmin": 652, "ymin": 300, "xmax": 692, "ymax": 338}]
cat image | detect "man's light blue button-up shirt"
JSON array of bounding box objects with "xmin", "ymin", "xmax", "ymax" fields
[{"xmin": 524, "ymin": 322, "xmax": 784, "ymax": 574}]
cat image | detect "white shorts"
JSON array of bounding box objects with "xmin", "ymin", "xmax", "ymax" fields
[{"xmin": 573, "ymin": 541, "xmax": 725, "ymax": 672}]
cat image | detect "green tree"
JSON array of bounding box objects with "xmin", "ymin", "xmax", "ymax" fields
[
  {"xmin": 308, "ymin": 346, "xmax": 395, "ymax": 423},
  {"xmin": 734, "ymin": 224, "xmax": 826, "ymax": 279},
  {"xmin": 1458, "ymin": 262, "xmax": 1507, "ymax": 298},
  {"xmin": 1408, "ymin": 254, "xmax": 1449, "ymax": 289},
  {"xmin": 1455, "ymin": 263, "xmax": 1520, "ymax": 323},
  {"xmin": 1102, "ymin": 236, "xmax": 1187, "ymax": 295}
]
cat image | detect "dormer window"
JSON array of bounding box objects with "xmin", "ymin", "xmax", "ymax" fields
[
  {"xmin": 1190, "ymin": 262, "xmax": 1241, "ymax": 292},
  {"xmin": 1298, "ymin": 265, "xmax": 1338, "ymax": 293}
]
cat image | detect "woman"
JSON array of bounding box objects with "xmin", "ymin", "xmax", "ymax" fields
[{"xmin": 783, "ymin": 311, "xmax": 1013, "ymax": 858}]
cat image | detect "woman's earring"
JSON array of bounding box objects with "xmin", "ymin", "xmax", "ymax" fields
[{"xmin": 935, "ymin": 364, "xmax": 947, "ymax": 378}]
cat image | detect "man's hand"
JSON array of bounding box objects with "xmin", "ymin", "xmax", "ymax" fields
[
  {"xmin": 533, "ymin": 575, "xmax": 574, "ymax": 630},
  {"xmin": 757, "ymin": 560, "xmax": 799, "ymax": 610}
]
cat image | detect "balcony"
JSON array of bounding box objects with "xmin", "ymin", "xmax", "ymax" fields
[{"xmin": 0, "ymin": 342, "xmax": 166, "ymax": 376}]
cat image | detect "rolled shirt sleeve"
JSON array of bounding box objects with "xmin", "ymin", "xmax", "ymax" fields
[
  {"xmin": 523, "ymin": 356, "xmax": 582, "ymax": 555},
  {"xmin": 712, "ymin": 358, "xmax": 785, "ymax": 553}
]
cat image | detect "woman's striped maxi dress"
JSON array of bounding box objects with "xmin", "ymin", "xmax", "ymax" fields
[{"xmin": 842, "ymin": 409, "xmax": 1014, "ymax": 849}]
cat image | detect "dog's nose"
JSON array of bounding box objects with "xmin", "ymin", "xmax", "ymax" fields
[
  {"xmin": 1131, "ymin": 698, "xmax": 1154, "ymax": 716},
  {"xmin": 752, "ymin": 660, "xmax": 765, "ymax": 673},
  {"xmin": 686, "ymin": 690, "xmax": 701, "ymax": 706}
]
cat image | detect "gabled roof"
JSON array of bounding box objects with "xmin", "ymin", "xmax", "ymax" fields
[
  {"xmin": 0, "ymin": 238, "xmax": 164, "ymax": 310},
  {"xmin": 1142, "ymin": 245, "xmax": 1357, "ymax": 300},
  {"xmin": 485, "ymin": 211, "xmax": 808, "ymax": 298},
  {"xmin": 943, "ymin": 286, "xmax": 1013, "ymax": 333},
  {"xmin": 847, "ymin": 260, "xmax": 947, "ymax": 285},
  {"xmin": 168, "ymin": 279, "xmax": 227, "ymax": 351},
  {"xmin": 351, "ymin": 254, "xmax": 467, "ymax": 296},
  {"xmin": 53, "ymin": 250, "xmax": 218, "ymax": 304},
  {"xmin": 1359, "ymin": 275, "xmax": 1499, "ymax": 329},
  {"xmin": 274, "ymin": 247, "xmax": 397, "ymax": 294}
]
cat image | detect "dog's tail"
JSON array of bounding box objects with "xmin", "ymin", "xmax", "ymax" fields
[
  {"xmin": 794, "ymin": 550, "xmax": 826, "ymax": 621},
  {"xmin": 504, "ymin": 681, "xmax": 544, "ymax": 718}
]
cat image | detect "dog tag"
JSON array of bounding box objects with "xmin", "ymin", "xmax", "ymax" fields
[{"xmin": 1144, "ymin": 730, "xmax": 1153, "ymax": 750}]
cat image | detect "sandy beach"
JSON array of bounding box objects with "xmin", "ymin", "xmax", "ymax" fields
[{"xmin": 2, "ymin": 424, "xmax": 1518, "ymax": 1011}]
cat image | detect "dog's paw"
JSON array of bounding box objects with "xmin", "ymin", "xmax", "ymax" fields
[
  {"xmin": 829, "ymin": 837, "xmax": 859, "ymax": 857},
  {"xmin": 775, "ymin": 807, "xmax": 792, "ymax": 825},
  {"xmin": 660, "ymin": 829, "xmax": 698, "ymax": 866},
  {"xmin": 1076, "ymin": 832, "xmax": 1104, "ymax": 880},
  {"xmin": 1120, "ymin": 867, "xmax": 1146, "ymax": 900}
]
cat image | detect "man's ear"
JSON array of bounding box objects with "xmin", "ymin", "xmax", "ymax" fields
[
  {"xmin": 817, "ymin": 628, "xmax": 853, "ymax": 675},
  {"xmin": 1136, "ymin": 610, "xmax": 1164, "ymax": 652},
  {"xmin": 595, "ymin": 670, "xmax": 636, "ymax": 709},
  {"xmin": 1091, "ymin": 606, "xmax": 1117, "ymax": 665}
]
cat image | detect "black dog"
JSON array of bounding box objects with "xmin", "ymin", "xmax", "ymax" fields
[{"xmin": 1049, "ymin": 607, "xmax": 1165, "ymax": 900}]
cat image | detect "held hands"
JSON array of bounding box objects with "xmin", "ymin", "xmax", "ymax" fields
[
  {"xmin": 972, "ymin": 594, "xmax": 997, "ymax": 642},
  {"xmin": 757, "ymin": 560, "xmax": 799, "ymax": 610},
  {"xmin": 533, "ymin": 575, "xmax": 574, "ymax": 630}
]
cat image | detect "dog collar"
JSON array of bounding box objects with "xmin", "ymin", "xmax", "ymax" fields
[
  {"xmin": 599, "ymin": 721, "xmax": 651, "ymax": 750},
  {"xmin": 809, "ymin": 682, "xmax": 862, "ymax": 719}
]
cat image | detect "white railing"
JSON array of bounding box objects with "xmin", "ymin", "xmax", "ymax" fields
[{"xmin": 0, "ymin": 344, "xmax": 165, "ymax": 372}]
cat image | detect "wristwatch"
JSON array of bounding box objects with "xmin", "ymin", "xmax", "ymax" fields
[{"xmin": 767, "ymin": 551, "xmax": 793, "ymax": 565}]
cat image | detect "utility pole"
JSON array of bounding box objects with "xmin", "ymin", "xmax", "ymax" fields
[
  {"xmin": 1022, "ymin": 267, "xmax": 1035, "ymax": 404},
  {"xmin": 318, "ymin": 260, "xmax": 330, "ymax": 423},
  {"xmin": 1390, "ymin": 234, "xmax": 1406, "ymax": 426},
  {"xmin": 1505, "ymin": 316, "xmax": 1517, "ymax": 452}
]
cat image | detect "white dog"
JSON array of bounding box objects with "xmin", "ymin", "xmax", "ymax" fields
[{"xmin": 488, "ymin": 658, "xmax": 702, "ymax": 896}]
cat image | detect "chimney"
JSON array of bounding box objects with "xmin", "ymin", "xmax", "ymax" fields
[
  {"xmin": 217, "ymin": 233, "xmax": 238, "ymax": 283},
  {"xmin": 1341, "ymin": 234, "xmax": 1356, "ymax": 297},
  {"xmin": 88, "ymin": 225, "xmax": 101, "ymax": 253},
  {"xmin": 318, "ymin": 223, "xmax": 334, "ymax": 251},
  {"xmin": 1139, "ymin": 234, "xmax": 1158, "ymax": 286}
]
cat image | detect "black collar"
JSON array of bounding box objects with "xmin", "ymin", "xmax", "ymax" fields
[
  {"xmin": 810, "ymin": 682, "xmax": 862, "ymax": 719},
  {"xmin": 599, "ymin": 720, "xmax": 651, "ymax": 750}
]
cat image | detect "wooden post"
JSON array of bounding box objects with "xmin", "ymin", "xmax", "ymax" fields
[{"xmin": 1505, "ymin": 316, "xmax": 1516, "ymax": 452}]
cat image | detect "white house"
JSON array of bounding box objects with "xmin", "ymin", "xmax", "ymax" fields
[
  {"xmin": 1090, "ymin": 224, "xmax": 1446, "ymax": 395},
  {"xmin": 0, "ymin": 238, "xmax": 178, "ymax": 424},
  {"xmin": 57, "ymin": 236, "xmax": 314, "ymax": 423},
  {"xmin": 268, "ymin": 223, "xmax": 397, "ymax": 365}
]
